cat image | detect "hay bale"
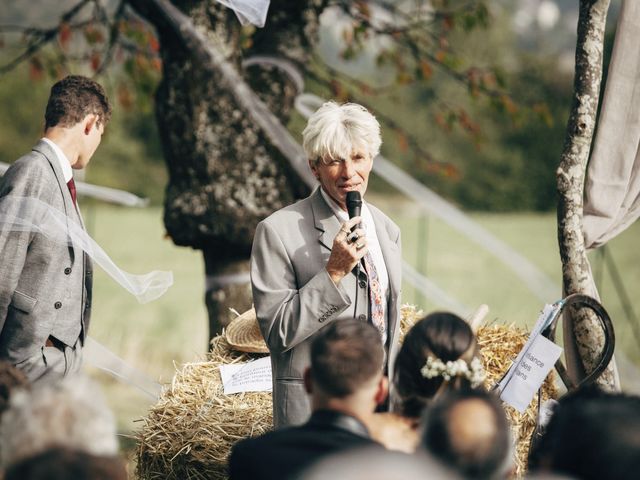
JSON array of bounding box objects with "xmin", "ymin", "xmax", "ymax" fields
[
  {"xmin": 135, "ymin": 337, "xmax": 272, "ymax": 480},
  {"xmin": 136, "ymin": 305, "xmax": 556, "ymax": 479},
  {"xmin": 477, "ymin": 323, "xmax": 558, "ymax": 478},
  {"xmin": 399, "ymin": 304, "xmax": 425, "ymax": 341}
]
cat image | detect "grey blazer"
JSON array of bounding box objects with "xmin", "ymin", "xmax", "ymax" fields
[
  {"xmin": 0, "ymin": 140, "xmax": 92, "ymax": 365},
  {"xmin": 251, "ymin": 187, "xmax": 402, "ymax": 427}
]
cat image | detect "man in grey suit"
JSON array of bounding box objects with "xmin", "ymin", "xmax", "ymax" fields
[
  {"xmin": 0, "ymin": 75, "xmax": 111, "ymax": 383},
  {"xmin": 251, "ymin": 101, "xmax": 402, "ymax": 427}
]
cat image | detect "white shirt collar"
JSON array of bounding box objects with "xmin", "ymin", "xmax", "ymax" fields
[
  {"xmin": 320, "ymin": 187, "xmax": 348, "ymax": 221},
  {"xmin": 41, "ymin": 137, "xmax": 73, "ymax": 183}
]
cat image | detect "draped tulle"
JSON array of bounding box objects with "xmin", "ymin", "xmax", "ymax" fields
[
  {"xmin": 0, "ymin": 196, "xmax": 173, "ymax": 303},
  {"xmin": 217, "ymin": 0, "xmax": 270, "ymax": 27}
]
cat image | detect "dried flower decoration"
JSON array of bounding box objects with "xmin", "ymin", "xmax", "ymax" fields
[{"xmin": 420, "ymin": 356, "xmax": 486, "ymax": 388}]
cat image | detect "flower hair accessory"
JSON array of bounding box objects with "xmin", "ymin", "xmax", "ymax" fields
[{"xmin": 420, "ymin": 356, "xmax": 486, "ymax": 388}]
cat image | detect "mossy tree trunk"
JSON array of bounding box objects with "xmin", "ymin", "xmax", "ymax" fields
[{"xmin": 129, "ymin": 0, "xmax": 323, "ymax": 340}]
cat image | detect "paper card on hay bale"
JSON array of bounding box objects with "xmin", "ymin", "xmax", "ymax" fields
[{"xmin": 135, "ymin": 305, "xmax": 557, "ymax": 480}]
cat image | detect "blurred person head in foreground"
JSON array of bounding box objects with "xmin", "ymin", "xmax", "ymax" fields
[
  {"xmin": 0, "ymin": 374, "xmax": 118, "ymax": 468},
  {"xmin": 299, "ymin": 446, "xmax": 460, "ymax": 480},
  {"xmin": 229, "ymin": 320, "xmax": 388, "ymax": 480},
  {"xmin": 4, "ymin": 446, "xmax": 126, "ymax": 480},
  {"xmin": 421, "ymin": 387, "xmax": 512, "ymax": 479},
  {"xmin": 528, "ymin": 386, "xmax": 640, "ymax": 480}
]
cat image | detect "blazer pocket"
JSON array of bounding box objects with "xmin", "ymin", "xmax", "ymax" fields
[{"xmin": 9, "ymin": 290, "xmax": 37, "ymax": 314}]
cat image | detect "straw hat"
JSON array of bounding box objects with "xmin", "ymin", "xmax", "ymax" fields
[{"xmin": 225, "ymin": 307, "xmax": 269, "ymax": 353}]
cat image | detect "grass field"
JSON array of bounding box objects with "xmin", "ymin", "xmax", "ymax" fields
[{"xmin": 80, "ymin": 198, "xmax": 640, "ymax": 436}]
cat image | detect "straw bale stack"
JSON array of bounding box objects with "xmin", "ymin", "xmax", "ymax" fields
[
  {"xmin": 136, "ymin": 305, "xmax": 557, "ymax": 479},
  {"xmin": 135, "ymin": 337, "xmax": 271, "ymax": 480},
  {"xmin": 477, "ymin": 323, "xmax": 558, "ymax": 477}
]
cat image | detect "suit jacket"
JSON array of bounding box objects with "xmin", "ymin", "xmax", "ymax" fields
[
  {"xmin": 250, "ymin": 187, "xmax": 402, "ymax": 427},
  {"xmin": 229, "ymin": 409, "xmax": 383, "ymax": 480},
  {"xmin": 0, "ymin": 140, "xmax": 92, "ymax": 366}
]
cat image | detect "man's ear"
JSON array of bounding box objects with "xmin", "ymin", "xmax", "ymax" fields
[
  {"xmin": 374, "ymin": 375, "xmax": 389, "ymax": 406},
  {"xmin": 308, "ymin": 159, "xmax": 319, "ymax": 180},
  {"xmin": 83, "ymin": 114, "xmax": 98, "ymax": 135},
  {"xmin": 303, "ymin": 367, "xmax": 313, "ymax": 395}
]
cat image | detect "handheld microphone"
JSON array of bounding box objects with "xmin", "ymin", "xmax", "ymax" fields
[
  {"xmin": 346, "ymin": 191, "xmax": 362, "ymax": 230},
  {"xmin": 345, "ymin": 191, "xmax": 364, "ymax": 320}
]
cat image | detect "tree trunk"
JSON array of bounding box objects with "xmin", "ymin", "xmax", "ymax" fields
[
  {"xmin": 557, "ymin": 0, "xmax": 617, "ymax": 390},
  {"xmin": 128, "ymin": 0, "xmax": 321, "ymax": 340}
]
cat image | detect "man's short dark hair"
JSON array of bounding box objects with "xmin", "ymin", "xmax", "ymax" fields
[
  {"xmin": 528, "ymin": 386, "xmax": 640, "ymax": 480},
  {"xmin": 5, "ymin": 447, "xmax": 126, "ymax": 480},
  {"xmin": 421, "ymin": 388, "xmax": 511, "ymax": 479},
  {"xmin": 45, "ymin": 75, "xmax": 112, "ymax": 129},
  {"xmin": 310, "ymin": 319, "xmax": 384, "ymax": 397}
]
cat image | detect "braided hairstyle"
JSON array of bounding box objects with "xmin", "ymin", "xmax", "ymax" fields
[{"xmin": 393, "ymin": 312, "xmax": 481, "ymax": 418}]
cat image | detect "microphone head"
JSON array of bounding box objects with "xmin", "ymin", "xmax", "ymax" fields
[
  {"xmin": 346, "ymin": 191, "xmax": 362, "ymax": 207},
  {"xmin": 346, "ymin": 191, "xmax": 362, "ymax": 220}
]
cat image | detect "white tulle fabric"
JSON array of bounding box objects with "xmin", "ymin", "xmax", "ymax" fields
[
  {"xmin": 217, "ymin": 0, "xmax": 270, "ymax": 27},
  {"xmin": 0, "ymin": 196, "xmax": 172, "ymax": 303}
]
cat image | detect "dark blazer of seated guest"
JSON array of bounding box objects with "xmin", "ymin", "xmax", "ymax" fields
[
  {"xmin": 229, "ymin": 409, "xmax": 383, "ymax": 480},
  {"xmin": 229, "ymin": 320, "xmax": 389, "ymax": 480}
]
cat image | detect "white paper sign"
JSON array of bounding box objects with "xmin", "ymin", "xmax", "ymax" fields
[
  {"xmin": 219, "ymin": 356, "xmax": 273, "ymax": 395},
  {"xmin": 497, "ymin": 302, "xmax": 562, "ymax": 393},
  {"xmin": 499, "ymin": 334, "xmax": 562, "ymax": 413}
]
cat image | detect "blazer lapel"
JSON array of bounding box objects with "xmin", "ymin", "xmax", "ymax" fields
[
  {"xmin": 311, "ymin": 187, "xmax": 342, "ymax": 252},
  {"xmin": 32, "ymin": 140, "xmax": 82, "ymax": 269},
  {"xmin": 32, "ymin": 140, "xmax": 76, "ymax": 220}
]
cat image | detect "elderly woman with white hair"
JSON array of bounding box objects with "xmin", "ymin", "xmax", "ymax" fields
[{"xmin": 251, "ymin": 101, "xmax": 402, "ymax": 428}]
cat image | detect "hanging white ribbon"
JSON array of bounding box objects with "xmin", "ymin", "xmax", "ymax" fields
[
  {"xmin": 0, "ymin": 196, "xmax": 172, "ymax": 303},
  {"xmin": 217, "ymin": 0, "xmax": 270, "ymax": 27}
]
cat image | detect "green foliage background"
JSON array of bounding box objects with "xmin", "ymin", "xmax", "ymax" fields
[{"xmin": 0, "ymin": 61, "xmax": 167, "ymax": 205}]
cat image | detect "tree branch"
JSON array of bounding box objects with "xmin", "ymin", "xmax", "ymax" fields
[
  {"xmin": 95, "ymin": 0, "xmax": 127, "ymax": 75},
  {"xmin": 0, "ymin": 0, "xmax": 93, "ymax": 75}
]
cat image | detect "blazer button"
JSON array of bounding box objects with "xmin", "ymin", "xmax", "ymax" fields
[
  {"xmin": 64, "ymin": 267, "xmax": 72, "ymax": 275},
  {"xmin": 54, "ymin": 301, "xmax": 62, "ymax": 309},
  {"xmin": 358, "ymin": 314, "xmax": 367, "ymax": 322},
  {"xmin": 359, "ymin": 280, "xmax": 367, "ymax": 289}
]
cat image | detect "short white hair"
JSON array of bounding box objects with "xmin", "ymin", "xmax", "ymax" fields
[
  {"xmin": 302, "ymin": 101, "xmax": 382, "ymax": 165},
  {"xmin": 0, "ymin": 375, "xmax": 119, "ymax": 468}
]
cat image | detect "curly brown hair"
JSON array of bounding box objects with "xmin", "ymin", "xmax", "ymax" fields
[{"xmin": 44, "ymin": 75, "xmax": 112, "ymax": 129}]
